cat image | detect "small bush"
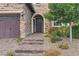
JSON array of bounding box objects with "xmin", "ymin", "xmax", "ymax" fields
[
  {"xmin": 16, "ymin": 38, "xmax": 23, "ymax": 45},
  {"xmin": 44, "ymin": 49, "xmax": 61, "ymax": 56},
  {"xmin": 58, "ymin": 42, "xmax": 69, "ymax": 49},
  {"xmin": 47, "ymin": 27, "xmax": 63, "ymax": 43},
  {"xmin": 50, "ymin": 36, "xmax": 62, "ymax": 43},
  {"xmin": 58, "ymin": 26, "xmax": 69, "ymax": 37},
  {"xmin": 48, "ymin": 31, "xmax": 62, "ymax": 43},
  {"xmin": 50, "ymin": 35, "xmax": 62, "ymax": 43},
  {"xmin": 58, "ymin": 25, "xmax": 79, "ymax": 39},
  {"xmin": 72, "ymin": 25, "xmax": 79, "ymax": 39},
  {"xmin": 6, "ymin": 50, "xmax": 14, "ymax": 56},
  {"xmin": 48, "ymin": 27, "xmax": 53, "ymax": 33}
]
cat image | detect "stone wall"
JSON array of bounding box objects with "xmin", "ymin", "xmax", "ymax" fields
[
  {"xmin": 24, "ymin": 4, "xmax": 33, "ymax": 36},
  {"xmin": 19, "ymin": 4, "xmax": 33, "ymax": 38},
  {"xmin": 33, "ymin": 3, "xmax": 49, "ymax": 14},
  {"xmin": 0, "ymin": 3, "xmax": 33, "ymax": 38},
  {"xmin": 33, "ymin": 3, "xmax": 51, "ymax": 33},
  {"xmin": 0, "ymin": 3, "xmax": 24, "ymax": 11},
  {"xmin": 0, "ymin": 3, "xmax": 51, "ymax": 38}
]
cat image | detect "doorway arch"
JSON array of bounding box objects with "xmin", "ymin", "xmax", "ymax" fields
[{"xmin": 31, "ymin": 13, "xmax": 45, "ymax": 33}]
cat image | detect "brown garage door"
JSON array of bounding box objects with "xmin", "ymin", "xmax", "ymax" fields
[{"xmin": 0, "ymin": 14, "xmax": 20, "ymax": 38}]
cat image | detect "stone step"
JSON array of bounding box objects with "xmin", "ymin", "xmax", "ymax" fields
[
  {"xmin": 15, "ymin": 43, "xmax": 44, "ymax": 50},
  {"xmin": 23, "ymin": 39, "xmax": 44, "ymax": 41},
  {"xmin": 15, "ymin": 53, "xmax": 43, "ymax": 56},
  {"xmin": 22, "ymin": 42, "xmax": 43, "ymax": 45},
  {"xmin": 15, "ymin": 50, "xmax": 44, "ymax": 53},
  {"xmin": 15, "ymin": 50, "xmax": 44, "ymax": 56},
  {"xmin": 22, "ymin": 39, "xmax": 44, "ymax": 45},
  {"xmin": 23, "ymin": 39, "xmax": 44, "ymax": 42}
]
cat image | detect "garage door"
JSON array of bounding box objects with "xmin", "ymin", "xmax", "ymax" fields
[{"xmin": 0, "ymin": 14, "xmax": 20, "ymax": 38}]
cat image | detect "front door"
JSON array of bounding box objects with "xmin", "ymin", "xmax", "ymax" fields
[
  {"xmin": 33, "ymin": 15, "xmax": 43, "ymax": 33},
  {"xmin": 36, "ymin": 18, "xmax": 43, "ymax": 33}
]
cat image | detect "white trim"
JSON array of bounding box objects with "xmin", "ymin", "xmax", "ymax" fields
[
  {"xmin": 32, "ymin": 17, "xmax": 33, "ymax": 33},
  {"xmin": 34, "ymin": 19, "xmax": 36, "ymax": 32},
  {"xmin": 31, "ymin": 13, "xmax": 45, "ymax": 33},
  {"xmin": 52, "ymin": 21, "xmax": 61, "ymax": 27},
  {"xmin": 0, "ymin": 10, "xmax": 23, "ymax": 14}
]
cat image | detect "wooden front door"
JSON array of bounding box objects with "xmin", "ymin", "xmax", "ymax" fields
[
  {"xmin": 0, "ymin": 15, "xmax": 20, "ymax": 38},
  {"xmin": 33, "ymin": 15, "xmax": 43, "ymax": 33},
  {"xmin": 36, "ymin": 18, "xmax": 43, "ymax": 33}
]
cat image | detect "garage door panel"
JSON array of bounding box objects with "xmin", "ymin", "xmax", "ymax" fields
[
  {"xmin": 6, "ymin": 21, "xmax": 11, "ymax": 38},
  {"xmin": 0, "ymin": 15, "xmax": 20, "ymax": 38},
  {"xmin": 10, "ymin": 20, "xmax": 19, "ymax": 38},
  {"xmin": 0, "ymin": 21, "xmax": 6, "ymax": 38}
]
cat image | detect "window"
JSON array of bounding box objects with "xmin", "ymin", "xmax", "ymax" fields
[
  {"xmin": 52, "ymin": 21, "xmax": 69, "ymax": 27},
  {"xmin": 52, "ymin": 21, "xmax": 61, "ymax": 27}
]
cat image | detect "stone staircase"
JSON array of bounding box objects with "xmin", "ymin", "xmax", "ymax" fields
[
  {"xmin": 22, "ymin": 39, "xmax": 44, "ymax": 45},
  {"xmin": 15, "ymin": 33, "xmax": 45, "ymax": 56}
]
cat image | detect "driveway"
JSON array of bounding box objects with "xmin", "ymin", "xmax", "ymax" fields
[{"xmin": 0, "ymin": 38, "xmax": 18, "ymax": 55}]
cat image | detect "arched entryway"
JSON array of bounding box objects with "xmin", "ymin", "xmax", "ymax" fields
[{"xmin": 32, "ymin": 14, "xmax": 44, "ymax": 33}]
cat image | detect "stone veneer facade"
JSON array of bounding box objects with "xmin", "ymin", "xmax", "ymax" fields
[
  {"xmin": 0, "ymin": 3, "xmax": 33, "ymax": 38},
  {"xmin": 0, "ymin": 3, "xmax": 50, "ymax": 38},
  {"xmin": 33, "ymin": 3, "xmax": 51, "ymax": 33}
]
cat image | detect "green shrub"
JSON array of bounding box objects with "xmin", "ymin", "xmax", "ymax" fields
[
  {"xmin": 47, "ymin": 26, "xmax": 79, "ymax": 43},
  {"xmin": 58, "ymin": 26, "xmax": 69, "ymax": 37},
  {"xmin": 6, "ymin": 50, "xmax": 14, "ymax": 56},
  {"xmin": 58, "ymin": 42, "xmax": 69, "ymax": 49},
  {"xmin": 48, "ymin": 27, "xmax": 53, "ymax": 33},
  {"xmin": 50, "ymin": 34, "xmax": 62, "ymax": 43},
  {"xmin": 44, "ymin": 49, "xmax": 61, "ymax": 56},
  {"xmin": 62, "ymin": 25, "xmax": 79, "ymax": 39},
  {"xmin": 48, "ymin": 27, "xmax": 62, "ymax": 43},
  {"xmin": 72, "ymin": 25, "xmax": 79, "ymax": 39},
  {"xmin": 48, "ymin": 25, "xmax": 79, "ymax": 39},
  {"xmin": 16, "ymin": 38, "xmax": 23, "ymax": 45}
]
